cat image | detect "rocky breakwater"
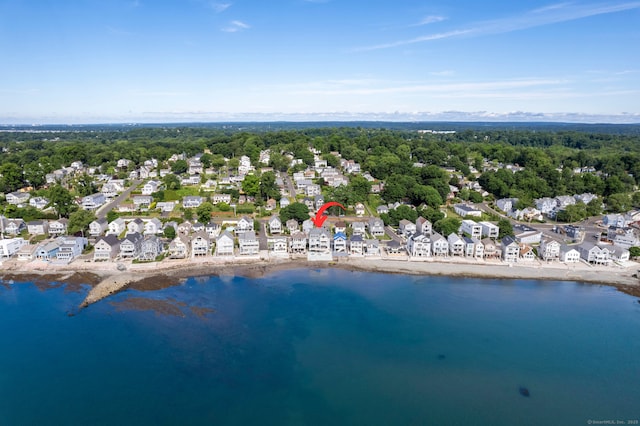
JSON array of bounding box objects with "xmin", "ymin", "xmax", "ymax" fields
[{"xmin": 80, "ymin": 272, "xmax": 138, "ymax": 308}]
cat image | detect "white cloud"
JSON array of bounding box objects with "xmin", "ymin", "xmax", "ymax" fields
[
  {"xmin": 222, "ymin": 20, "xmax": 250, "ymax": 32},
  {"xmin": 360, "ymin": 1, "xmax": 640, "ymax": 50},
  {"xmin": 209, "ymin": 2, "xmax": 231, "ymax": 13},
  {"xmin": 412, "ymin": 15, "xmax": 446, "ymax": 26}
]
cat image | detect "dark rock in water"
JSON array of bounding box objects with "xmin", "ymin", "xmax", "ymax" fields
[
  {"xmin": 437, "ymin": 354, "xmax": 446, "ymax": 360},
  {"xmin": 519, "ymin": 387, "xmax": 530, "ymax": 397}
]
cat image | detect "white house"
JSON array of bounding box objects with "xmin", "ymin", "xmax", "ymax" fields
[
  {"xmin": 0, "ymin": 238, "xmax": 26, "ymax": 258},
  {"xmin": 290, "ymin": 232, "xmax": 307, "ymax": 254},
  {"xmin": 431, "ymin": 232, "xmax": 449, "ymax": 256},
  {"xmin": 407, "ymin": 233, "xmax": 431, "ymax": 257},
  {"xmin": 479, "ymin": 221, "xmax": 499, "ymax": 239},
  {"xmin": 416, "ymin": 217, "xmax": 432, "ymax": 235},
  {"xmin": 368, "ymin": 218, "xmax": 385, "ymax": 237},
  {"xmin": 268, "ymin": 216, "xmax": 282, "ymax": 235},
  {"xmin": 89, "ymin": 219, "xmax": 108, "ymax": 237},
  {"xmin": 460, "ymin": 220, "xmax": 482, "ymax": 239},
  {"xmin": 93, "ymin": 235, "xmax": 121, "ymax": 261},
  {"xmin": 27, "ymin": 220, "xmax": 48, "ymax": 236},
  {"xmin": 308, "ymin": 227, "xmax": 332, "ymax": 253},
  {"xmin": 238, "ymin": 232, "xmax": 260, "ymax": 256},
  {"xmin": 560, "ymin": 245, "xmax": 580, "ymax": 263},
  {"xmin": 212, "ymin": 193, "xmax": 232, "ymax": 204},
  {"xmin": 82, "ymin": 193, "xmax": 106, "ymax": 211},
  {"xmin": 453, "ymin": 204, "xmax": 482, "ymax": 218},
  {"xmin": 215, "ymin": 231, "xmax": 235, "ymax": 256},
  {"xmin": 127, "ymin": 218, "xmax": 145, "ymax": 234},
  {"xmin": 120, "ymin": 232, "xmax": 143, "ymax": 259},
  {"xmin": 501, "ymin": 236, "xmax": 520, "ymax": 262},
  {"xmin": 169, "ymin": 235, "xmax": 190, "ymax": 259},
  {"xmin": 49, "ymin": 218, "xmax": 69, "ymax": 236},
  {"xmin": 399, "ymin": 219, "xmax": 417, "ymax": 237},
  {"xmin": 55, "ymin": 236, "xmax": 87, "ymax": 262},
  {"xmin": 539, "ymin": 239, "xmax": 561, "ymax": 262},
  {"xmin": 268, "ymin": 236, "xmax": 289, "ymax": 256},
  {"xmin": 142, "ymin": 180, "xmax": 161, "ymax": 195},
  {"xmin": 447, "ymin": 233, "xmax": 465, "ymax": 256},
  {"xmin": 139, "ymin": 236, "xmax": 163, "ymax": 261},
  {"xmin": 143, "ymin": 218, "xmax": 163, "ymax": 235},
  {"xmin": 182, "ymin": 196, "xmax": 204, "ymax": 208},
  {"xmin": 3, "ymin": 219, "xmax": 26, "ymax": 235},
  {"xmin": 235, "ymin": 216, "xmax": 254, "ymax": 234},
  {"xmin": 108, "ymin": 218, "xmax": 126, "ymax": 235},
  {"xmin": 5, "ymin": 191, "xmax": 30, "ymax": 206},
  {"xmin": 29, "ymin": 197, "xmax": 49, "ymax": 210},
  {"xmin": 133, "ymin": 195, "xmax": 153, "ymax": 210},
  {"xmin": 205, "ymin": 222, "xmax": 221, "ymax": 239},
  {"xmin": 354, "ymin": 203, "xmax": 366, "ymax": 217},
  {"xmin": 191, "ymin": 231, "xmax": 210, "ymax": 257},
  {"xmin": 349, "ymin": 234, "xmax": 364, "ymax": 255}
]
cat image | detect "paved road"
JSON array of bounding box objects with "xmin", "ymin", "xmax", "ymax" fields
[
  {"xmin": 95, "ymin": 179, "xmax": 142, "ymax": 220},
  {"xmin": 283, "ymin": 175, "xmax": 297, "ymax": 199},
  {"xmin": 258, "ymin": 219, "xmax": 268, "ymax": 250}
]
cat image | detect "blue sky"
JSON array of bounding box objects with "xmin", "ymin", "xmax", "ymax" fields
[{"xmin": 1, "ymin": 0, "xmax": 639, "ymax": 123}]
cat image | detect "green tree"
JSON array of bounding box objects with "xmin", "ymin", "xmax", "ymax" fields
[
  {"xmin": 106, "ymin": 210, "xmax": 119, "ymax": 223},
  {"xmin": 24, "ymin": 162, "xmax": 46, "ymax": 188},
  {"xmin": 163, "ymin": 174, "xmax": 181, "ymax": 190},
  {"xmin": 497, "ymin": 218, "xmax": 514, "ymax": 239},
  {"xmin": 183, "ymin": 208, "xmax": 194, "ymax": 221},
  {"xmin": 196, "ymin": 202, "xmax": 214, "ymax": 224},
  {"xmin": 242, "ymin": 174, "xmax": 260, "ymax": 197},
  {"xmin": 163, "ymin": 225, "xmax": 176, "ymax": 239},
  {"xmin": 348, "ymin": 175, "xmax": 372, "ymax": 203},
  {"xmin": 218, "ymin": 202, "xmax": 231, "ymax": 212},
  {"xmin": 0, "ymin": 163, "xmax": 24, "ymax": 192},
  {"xmin": 171, "ymin": 159, "xmax": 188, "ymax": 174},
  {"xmin": 629, "ymin": 246, "xmax": 640, "ymax": 259},
  {"xmin": 68, "ymin": 209, "xmax": 96, "ymax": 235},
  {"xmin": 434, "ymin": 217, "xmax": 461, "ymax": 236},
  {"xmin": 260, "ymin": 171, "xmax": 280, "ymax": 201},
  {"xmin": 48, "ymin": 185, "xmax": 76, "ymax": 218},
  {"xmin": 606, "ymin": 193, "xmax": 632, "ymax": 213},
  {"xmin": 75, "ymin": 173, "xmax": 98, "ymax": 197},
  {"xmin": 279, "ymin": 202, "xmax": 310, "ymax": 224},
  {"xmin": 410, "ymin": 185, "xmax": 443, "ymax": 209},
  {"xmin": 632, "ymin": 192, "xmax": 640, "ymax": 208}
]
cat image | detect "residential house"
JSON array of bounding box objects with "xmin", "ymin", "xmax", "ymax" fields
[
  {"xmin": 535, "ymin": 197, "xmax": 557, "ymax": 215},
  {"xmin": 305, "ymin": 184, "xmax": 322, "ymax": 197},
  {"xmin": 29, "ymin": 197, "xmax": 49, "ymax": 210},
  {"xmin": 555, "ymin": 195, "xmax": 576, "ymax": 209},
  {"xmin": 431, "ymin": 232, "xmax": 449, "ymax": 257},
  {"xmin": 349, "ymin": 235, "xmax": 364, "ymax": 255},
  {"xmin": 333, "ymin": 232, "xmax": 348, "ymax": 254},
  {"xmin": 471, "ymin": 238, "xmax": 484, "ymax": 258},
  {"xmin": 107, "ymin": 218, "xmax": 126, "ymax": 235},
  {"xmin": 539, "ymin": 239, "xmax": 561, "ymax": 262},
  {"xmin": 603, "ymin": 214, "xmax": 628, "ymax": 229},
  {"xmin": 17, "ymin": 244, "xmax": 38, "ymax": 261},
  {"xmin": 177, "ymin": 221, "xmax": 192, "ymax": 236},
  {"xmin": 127, "ymin": 218, "xmax": 145, "ymax": 234},
  {"xmin": 216, "ymin": 231, "xmax": 235, "ymax": 256},
  {"xmin": 101, "ymin": 182, "xmax": 124, "ymax": 198},
  {"xmin": 610, "ymin": 246, "xmax": 630, "ymax": 262},
  {"xmin": 191, "ymin": 222, "xmax": 205, "ymax": 234},
  {"xmin": 385, "ymin": 240, "xmax": 403, "ymax": 255},
  {"xmin": 364, "ymin": 239, "xmax": 380, "ymax": 256},
  {"xmin": 117, "ymin": 158, "xmax": 132, "ymax": 169},
  {"xmin": 519, "ymin": 244, "xmax": 536, "ymax": 261},
  {"xmin": 514, "ymin": 224, "xmax": 542, "ymax": 244},
  {"xmin": 265, "ymin": 198, "xmax": 277, "ymax": 211},
  {"xmin": 133, "ymin": 195, "xmax": 153, "ymax": 210},
  {"xmin": 82, "ymin": 193, "xmax": 106, "ymax": 210},
  {"xmin": 93, "ymin": 235, "xmax": 121, "ymax": 261},
  {"xmin": 482, "ymin": 238, "xmax": 500, "ymax": 259},
  {"xmin": 120, "ymin": 232, "xmax": 143, "ymax": 259},
  {"xmin": 447, "ymin": 233, "xmax": 465, "ymax": 256},
  {"xmin": 0, "ymin": 238, "xmax": 26, "ymax": 258},
  {"xmin": 279, "ymin": 197, "xmax": 290, "ymax": 209},
  {"xmin": 212, "ymin": 193, "xmax": 232, "ymax": 204},
  {"xmin": 88, "ymin": 219, "xmax": 107, "ymax": 237},
  {"xmin": 302, "ymin": 219, "xmax": 315, "ymax": 234},
  {"xmin": 182, "ymin": 196, "xmax": 204, "ymax": 209},
  {"xmin": 399, "ymin": 219, "xmax": 417, "ymax": 237},
  {"xmin": 156, "ymin": 201, "xmax": 176, "ymax": 213},
  {"xmin": 142, "ymin": 180, "xmax": 161, "ymax": 195},
  {"xmin": 35, "ymin": 240, "xmax": 61, "ymax": 261},
  {"xmin": 290, "ymin": 232, "xmax": 307, "ymax": 254},
  {"xmin": 407, "ymin": 233, "xmax": 431, "ymax": 257},
  {"xmin": 416, "ymin": 217, "xmax": 432, "ymax": 235},
  {"xmin": 354, "ymin": 203, "xmax": 366, "ymax": 217},
  {"xmin": 191, "ymin": 231, "xmax": 210, "ymax": 257},
  {"xmin": 501, "ymin": 236, "xmax": 520, "ymax": 262},
  {"xmin": 27, "ymin": 220, "xmax": 48, "ymax": 236},
  {"xmin": 169, "ymin": 235, "xmax": 191, "ymax": 259},
  {"xmin": 314, "ymin": 194, "xmax": 325, "ymax": 211},
  {"xmin": 351, "ymin": 221, "xmax": 367, "ymax": 236},
  {"xmin": 56, "ymin": 236, "xmax": 87, "ymax": 262},
  {"xmin": 453, "ymin": 204, "xmax": 482, "ymax": 218},
  {"xmin": 3, "ymin": 219, "xmax": 26, "ymax": 235},
  {"xmin": 303, "ymin": 197, "xmax": 315, "ymax": 210},
  {"xmin": 140, "ymin": 218, "xmax": 161, "ymax": 236},
  {"xmin": 560, "ymin": 245, "xmax": 581, "ymax": 263},
  {"xmin": 139, "ymin": 236, "xmax": 163, "ymax": 261},
  {"xmin": 268, "ymin": 236, "xmax": 288, "ymax": 256},
  {"xmin": 479, "ymin": 221, "xmax": 499, "ymax": 239},
  {"xmin": 268, "ymin": 216, "xmax": 282, "ymax": 235},
  {"xmin": 49, "ymin": 218, "xmax": 69, "ymax": 236},
  {"xmin": 460, "ymin": 220, "xmax": 482, "ymax": 239},
  {"xmin": 496, "ymin": 198, "xmax": 518, "ymax": 213},
  {"xmin": 462, "ymin": 236, "xmax": 475, "ymax": 257},
  {"xmin": 238, "ymin": 231, "xmax": 260, "ymax": 256},
  {"xmin": 285, "ymin": 219, "xmax": 299, "ymax": 234},
  {"xmin": 368, "ymin": 218, "xmax": 385, "ymax": 237},
  {"xmin": 376, "ymin": 205, "xmax": 389, "ymax": 215},
  {"xmin": 5, "ymin": 191, "xmax": 30, "ymax": 206},
  {"xmin": 334, "ymin": 221, "xmax": 347, "ymax": 234},
  {"xmin": 578, "ymin": 243, "xmax": 611, "ymax": 265},
  {"xmin": 563, "ymin": 225, "xmax": 585, "ymax": 241},
  {"xmin": 235, "ymin": 216, "xmax": 254, "ymax": 234},
  {"xmin": 308, "ymin": 227, "xmax": 332, "ymax": 253},
  {"xmin": 205, "ymin": 222, "xmax": 221, "ymax": 239},
  {"xmin": 574, "ymin": 193, "xmax": 598, "ymax": 205}
]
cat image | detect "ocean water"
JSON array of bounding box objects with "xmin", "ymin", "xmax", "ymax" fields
[{"xmin": 1, "ymin": 269, "xmax": 639, "ymax": 425}]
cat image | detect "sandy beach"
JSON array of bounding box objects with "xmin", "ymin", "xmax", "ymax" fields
[{"xmin": 1, "ymin": 254, "xmax": 639, "ymax": 306}]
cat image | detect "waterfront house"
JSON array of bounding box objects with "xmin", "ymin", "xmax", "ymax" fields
[
  {"xmin": 215, "ymin": 231, "xmax": 235, "ymax": 256},
  {"xmin": 27, "ymin": 220, "xmax": 48, "ymax": 236},
  {"xmin": 120, "ymin": 232, "xmax": 143, "ymax": 259},
  {"xmin": 333, "ymin": 232, "xmax": 348, "ymax": 254},
  {"xmin": 191, "ymin": 231, "xmax": 210, "ymax": 257},
  {"xmin": 482, "ymin": 238, "xmax": 501, "ymax": 259},
  {"xmin": 416, "ymin": 216, "xmax": 432, "ymax": 235},
  {"xmin": 268, "ymin": 216, "xmax": 282, "ymax": 235},
  {"xmin": 519, "ymin": 244, "xmax": 536, "ymax": 261},
  {"xmin": 55, "ymin": 236, "xmax": 87, "ymax": 262},
  {"xmin": 460, "ymin": 220, "xmax": 482, "ymax": 239},
  {"xmin": 290, "ymin": 232, "xmax": 307, "ymax": 254},
  {"xmin": 351, "ymin": 221, "xmax": 367, "ymax": 236},
  {"xmin": 368, "ymin": 218, "xmax": 385, "ymax": 237},
  {"xmin": 407, "ymin": 233, "xmax": 431, "ymax": 257},
  {"xmin": 560, "ymin": 245, "xmax": 580, "ymax": 263},
  {"xmin": 514, "ymin": 224, "xmax": 542, "ymax": 245},
  {"xmin": 82, "ymin": 193, "xmax": 106, "ymax": 211},
  {"xmin": 578, "ymin": 243, "xmax": 611, "ymax": 265},
  {"xmin": 169, "ymin": 235, "xmax": 191, "ymax": 259},
  {"xmin": 364, "ymin": 239, "xmax": 380, "ymax": 256},
  {"xmin": 447, "ymin": 233, "xmax": 465, "ymax": 256},
  {"xmin": 139, "ymin": 235, "xmax": 163, "ymax": 261},
  {"xmin": 539, "ymin": 239, "xmax": 561, "ymax": 262},
  {"xmin": 308, "ymin": 227, "xmax": 331, "ymax": 253},
  {"xmin": 0, "ymin": 238, "xmax": 26, "ymax": 258},
  {"xmin": 501, "ymin": 236, "xmax": 520, "ymax": 262},
  {"xmin": 462, "ymin": 236, "xmax": 475, "ymax": 257},
  {"xmin": 238, "ymin": 231, "xmax": 259, "ymax": 256},
  {"xmin": 385, "ymin": 240, "xmax": 403, "ymax": 255},
  {"xmin": 349, "ymin": 235, "xmax": 364, "ymax": 255},
  {"xmin": 107, "ymin": 218, "xmax": 126, "ymax": 235},
  {"xmin": 431, "ymin": 232, "xmax": 449, "ymax": 257},
  {"xmin": 35, "ymin": 240, "xmax": 61, "ymax": 261},
  {"xmin": 17, "ymin": 243, "xmax": 38, "ymax": 261},
  {"xmin": 127, "ymin": 218, "xmax": 145, "ymax": 235},
  {"xmin": 49, "ymin": 218, "xmax": 69, "ymax": 236},
  {"xmin": 268, "ymin": 236, "xmax": 288, "ymax": 256},
  {"xmin": 471, "ymin": 237, "xmax": 484, "ymax": 258},
  {"xmin": 94, "ymin": 235, "xmax": 121, "ymax": 261}
]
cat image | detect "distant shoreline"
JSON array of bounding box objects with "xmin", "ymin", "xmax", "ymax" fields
[{"xmin": 1, "ymin": 256, "xmax": 639, "ymax": 304}]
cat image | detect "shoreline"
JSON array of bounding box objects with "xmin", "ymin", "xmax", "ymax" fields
[{"xmin": 1, "ymin": 256, "xmax": 639, "ymax": 305}]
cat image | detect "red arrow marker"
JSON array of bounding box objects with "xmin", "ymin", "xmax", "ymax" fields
[{"xmin": 311, "ymin": 201, "xmax": 346, "ymax": 228}]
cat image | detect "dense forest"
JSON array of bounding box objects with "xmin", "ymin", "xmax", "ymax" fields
[{"xmin": 1, "ymin": 125, "xmax": 639, "ymax": 218}]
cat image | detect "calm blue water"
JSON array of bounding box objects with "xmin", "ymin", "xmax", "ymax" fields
[{"xmin": 1, "ymin": 269, "xmax": 639, "ymax": 425}]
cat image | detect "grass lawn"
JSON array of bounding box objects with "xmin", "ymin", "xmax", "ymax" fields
[{"xmin": 163, "ymin": 187, "xmax": 201, "ymax": 201}]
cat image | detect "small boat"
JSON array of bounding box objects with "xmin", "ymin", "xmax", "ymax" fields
[{"xmin": 519, "ymin": 387, "xmax": 530, "ymax": 397}]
